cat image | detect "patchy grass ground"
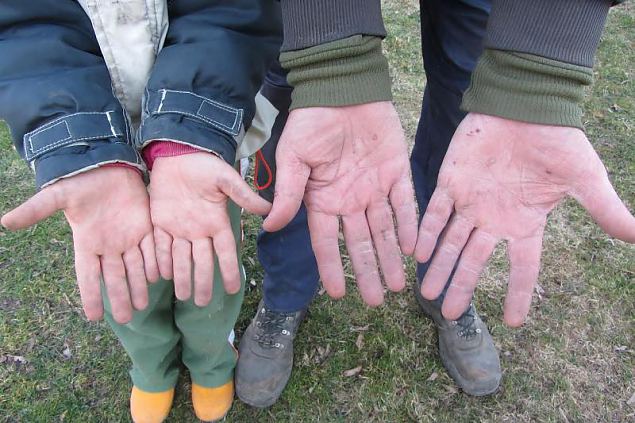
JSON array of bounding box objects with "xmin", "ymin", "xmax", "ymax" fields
[{"xmin": 1, "ymin": 2, "xmax": 634, "ymax": 422}]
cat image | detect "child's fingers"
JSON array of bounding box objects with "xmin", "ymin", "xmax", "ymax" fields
[
  {"xmin": 172, "ymin": 238, "xmax": 193, "ymax": 301},
  {"xmin": 1, "ymin": 187, "xmax": 61, "ymax": 230},
  {"xmin": 101, "ymin": 254, "xmax": 133, "ymax": 324},
  {"xmin": 213, "ymin": 228, "xmax": 241, "ymax": 295},
  {"xmin": 216, "ymin": 163, "xmax": 272, "ymax": 216},
  {"xmin": 192, "ymin": 238, "xmax": 214, "ymax": 307},
  {"xmin": 123, "ymin": 247, "xmax": 149, "ymax": 311},
  {"xmin": 154, "ymin": 227, "xmax": 174, "ymax": 280},
  {"xmin": 140, "ymin": 232, "xmax": 160, "ymax": 283},
  {"xmin": 74, "ymin": 249, "xmax": 103, "ymax": 321}
]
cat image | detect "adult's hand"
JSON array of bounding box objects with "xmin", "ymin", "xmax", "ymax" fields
[
  {"xmin": 1, "ymin": 167, "xmax": 160, "ymax": 324},
  {"xmin": 149, "ymin": 152, "xmax": 271, "ymax": 306},
  {"xmin": 263, "ymin": 102, "xmax": 418, "ymax": 306},
  {"xmin": 416, "ymin": 113, "xmax": 635, "ymax": 326}
]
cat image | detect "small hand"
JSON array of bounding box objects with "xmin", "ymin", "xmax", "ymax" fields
[
  {"xmin": 263, "ymin": 102, "xmax": 418, "ymax": 306},
  {"xmin": 1, "ymin": 167, "xmax": 160, "ymax": 324},
  {"xmin": 149, "ymin": 152, "xmax": 271, "ymax": 306},
  {"xmin": 416, "ymin": 113, "xmax": 635, "ymax": 326}
]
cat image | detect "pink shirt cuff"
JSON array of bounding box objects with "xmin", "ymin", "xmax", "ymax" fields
[{"xmin": 142, "ymin": 141, "xmax": 203, "ymax": 170}]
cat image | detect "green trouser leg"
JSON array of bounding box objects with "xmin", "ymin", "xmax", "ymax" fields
[
  {"xmin": 103, "ymin": 200, "xmax": 244, "ymax": 392},
  {"xmin": 104, "ymin": 278, "xmax": 181, "ymax": 393}
]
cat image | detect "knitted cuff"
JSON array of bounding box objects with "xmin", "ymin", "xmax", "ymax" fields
[
  {"xmin": 142, "ymin": 140, "xmax": 206, "ymax": 170},
  {"xmin": 461, "ymin": 50, "xmax": 593, "ymax": 129},
  {"xmin": 280, "ymin": 35, "xmax": 392, "ymax": 110}
]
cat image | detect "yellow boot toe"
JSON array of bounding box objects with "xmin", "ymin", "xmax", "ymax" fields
[
  {"xmin": 191, "ymin": 380, "xmax": 234, "ymax": 422},
  {"xmin": 130, "ymin": 386, "xmax": 174, "ymax": 423}
]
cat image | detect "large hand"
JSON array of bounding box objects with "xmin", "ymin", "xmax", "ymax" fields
[
  {"xmin": 1, "ymin": 167, "xmax": 160, "ymax": 323},
  {"xmin": 149, "ymin": 152, "xmax": 271, "ymax": 306},
  {"xmin": 416, "ymin": 113, "xmax": 635, "ymax": 326},
  {"xmin": 263, "ymin": 102, "xmax": 418, "ymax": 306}
]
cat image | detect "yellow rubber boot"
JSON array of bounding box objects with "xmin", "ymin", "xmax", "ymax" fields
[
  {"xmin": 130, "ymin": 386, "xmax": 175, "ymax": 423},
  {"xmin": 191, "ymin": 380, "xmax": 234, "ymax": 422}
]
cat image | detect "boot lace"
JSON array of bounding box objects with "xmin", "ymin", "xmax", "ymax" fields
[
  {"xmin": 253, "ymin": 307, "xmax": 292, "ymax": 349},
  {"xmin": 455, "ymin": 306, "xmax": 480, "ymax": 340}
]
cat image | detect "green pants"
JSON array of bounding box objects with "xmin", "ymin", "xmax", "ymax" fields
[{"xmin": 103, "ymin": 201, "xmax": 244, "ymax": 392}]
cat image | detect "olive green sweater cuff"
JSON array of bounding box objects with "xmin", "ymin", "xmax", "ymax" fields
[
  {"xmin": 280, "ymin": 35, "xmax": 392, "ymax": 110},
  {"xmin": 462, "ymin": 49, "xmax": 593, "ymax": 129}
]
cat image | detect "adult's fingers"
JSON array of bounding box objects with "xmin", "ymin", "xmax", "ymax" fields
[
  {"xmin": 140, "ymin": 233, "xmax": 160, "ymax": 283},
  {"xmin": 1, "ymin": 187, "xmax": 61, "ymax": 230},
  {"xmin": 217, "ymin": 165, "xmax": 272, "ymax": 216},
  {"xmin": 441, "ymin": 230, "xmax": 498, "ymax": 320},
  {"xmin": 172, "ymin": 238, "xmax": 193, "ymax": 301},
  {"xmin": 420, "ymin": 214, "xmax": 474, "ymax": 301},
  {"xmin": 414, "ymin": 188, "xmax": 454, "ymax": 263},
  {"xmin": 101, "ymin": 254, "xmax": 133, "ymax": 324},
  {"xmin": 572, "ymin": 166, "xmax": 635, "ymax": 243},
  {"xmin": 74, "ymin": 249, "xmax": 103, "ymax": 321},
  {"xmin": 342, "ymin": 213, "xmax": 384, "ymax": 307},
  {"xmin": 307, "ymin": 211, "xmax": 346, "ymax": 299},
  {"xmin": 212, "ymin": 227, "xmax": 241, "ymax": 295},
  {"xmin": 123, "ymin": 247, "xmax": 149, "ymax": 311},
  {"xmin": 192, "ymin": 238, "xmax": 214, "ymax": 307},
  {"xmin": 154, "ymin": 227, "xmax": 174, "ymax": 280},
  {"xmin": 262, "ymin": 153, "xmax": 310, "ymax": 232},
  {"xmin": 504, "ymin": 235, "xmax": 543, "ymax": 327},
  {"xmin": 367, "ymin": 199, "xmax": 405, "ymax": 292},
  {"xmin": 389, "ymin": 171, "xmax": 418, "ymax": 256}
]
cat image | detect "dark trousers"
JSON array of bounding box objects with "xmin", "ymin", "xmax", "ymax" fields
[{"xmin": 256, "ymin": 0, "xmax": 491, "ymax": 313}]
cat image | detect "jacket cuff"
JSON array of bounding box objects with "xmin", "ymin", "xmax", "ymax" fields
[
  {"xmin": 484, "ymin": 0, "xmax": 611, "ymax": 67},
  {"xmin": 461, "ymin": 50, "xmax": 593, "ymax": 129},
  {"xmin": 280, "ymin": 35, "xmax": 392, "ymax": 110},
  {"xmin": 22, "ymin": 111, "xmax": 145, "ymax": 188},
  {"xmin": 280, "ymin": 0, "xmax": 385, "ymax": 51},
  {"xmin": 138, "ymin": 89, "xmax": 245, "ymax": 165}
]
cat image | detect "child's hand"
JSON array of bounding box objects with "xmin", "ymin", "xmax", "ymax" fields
[
  {"xmin": 1, "ymin": 167, "xmax": 160, "ymax": 324},
  {"xmin": 149, "ymin": 152, "xmax": 271, "ymax": 306}
]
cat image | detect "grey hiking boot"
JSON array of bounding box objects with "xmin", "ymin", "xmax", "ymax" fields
[
  {"xmin": 235, "ymin": 300, "xmax": 307, "ymax": 408},
  {"xmin": 414, "ymin": 282, "xmax": 501, "ymax": 396}
]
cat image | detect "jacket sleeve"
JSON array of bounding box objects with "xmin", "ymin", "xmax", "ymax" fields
[
  {"xmin": 138, "ymin": 0, "xmax": 283, "ymax": 165},
  {"xmin": 0, "ymin": 0, "xmax": 143, "ymax": 188}
]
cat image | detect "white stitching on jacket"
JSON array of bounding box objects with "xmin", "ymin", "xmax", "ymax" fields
[
  {"xmin": 24, "ymin": 111, "xmax": 123, "ymax": 161},
  {"xmin": 152, "ymin": 89, "xmax": 243, "ymax": 136}
]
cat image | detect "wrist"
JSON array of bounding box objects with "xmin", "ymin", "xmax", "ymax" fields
[{"xmin": 102, "ymin": 162, "xmax": 143, "ymax": 176}]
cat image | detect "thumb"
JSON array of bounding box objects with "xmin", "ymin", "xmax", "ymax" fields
[
  {"xmin": 217, "ymin": 165, "xmax": 272, "ymax": 216},
  {"xmin": 572, "ymin": 166, "xmax": 635, "ymax": 243},
  {"xmin": 1, "ymin": 186, "xmax": 62, "ymax": 230},
  {"xmin": 262, "ymin": 153, "xmax": 310, "ymax": 232}
]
